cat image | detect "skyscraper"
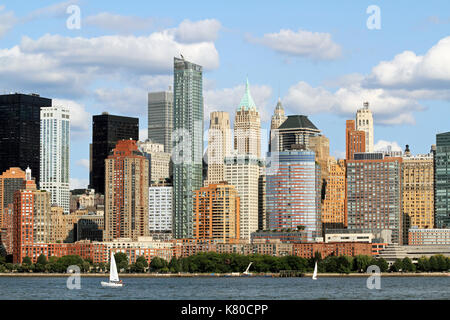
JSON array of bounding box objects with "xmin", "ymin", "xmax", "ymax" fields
[
  {"xmin": 435, "ymin": 132, "xmax": 450, "ymax": 228},
  {"xmin": 266, "ymin": 149, "xmax": 322, "ymax": 242},
  {"xmin": 40, "ymin": 106, "xmax": 70, "ymax": 214},
  {"xmin": 321, "ymin": 159, "xmax": 346, "ymax": 230},
  {"xmin": 274, "ymin": 115, "xmax": 321, "ymax": 152},
  {"xmin": 0, "ymin": 93, "xmax": 52, "ymax": 187},
  {"xmin": 172, "ymin": 57, "xmax": 203, "ymax": 239},
  {"xmin": 346, "ymin": 154, "xmax": 403, "ymax": 244},
  {"xmin": 206, "ymin": 111, "xmax": 232, "ymax": 185},
  {"xmin": 104, "ymin": 140, "xmax": 149, "ymax": 241},
  {"xmin": 346, "ymin": 120, "xmax": 366, "ymax": 160},
  {"xmin": 137, "ymin": 140, "xmax": 171, "ymax": 185},
  {"xmin": 90, "ymin": 113, "xmax": 139, "ymax": 195},
  {"xmin": 356, "ymin": 102, "xmax": 374, "ymax": 153},
  {"xmin": 234, "ymin": 79, "xmax": 261, "ymax": 158},
  {"xmin": 270, "ymin": 98, "xmax": 287, "ymax": 152},
  {"xmin": 148, "ymin": 91, "xmax": 173, "ymax": 154},
  {"xmin": 0, "ymin": 168, "xmax": 26, "ymax": 229}
]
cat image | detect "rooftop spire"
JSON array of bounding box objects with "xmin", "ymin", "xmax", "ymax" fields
[{"xmin": 239, "ymin": 77, "xmax": 257, "ymax": 111}]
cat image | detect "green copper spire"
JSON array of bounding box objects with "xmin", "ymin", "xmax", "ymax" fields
[{"xmin": 239, "ymin": 78, "xmax": 257, "ymax": 111}]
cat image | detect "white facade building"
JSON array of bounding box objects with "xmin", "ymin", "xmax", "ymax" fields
[
  {"xmin": 40, "ymin": 105, "xmax": 70, "ymax": 214},
  {"xmin": 356, "ymin": 102, "xmax": 374, "ymax": 153},
  {"xmin": 148, "ymin": 186, "xmax": 173, "ymax": 233}
]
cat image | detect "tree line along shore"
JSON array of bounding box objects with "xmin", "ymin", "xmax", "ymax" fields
[{"xmin": 1, "ymin": 252, "xmax": 449, "ymax": 275}]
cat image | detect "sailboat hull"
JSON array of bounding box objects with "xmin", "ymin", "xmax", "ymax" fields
[{"xmin": 101, "ymin": 281, "xmax": 123, "ymax": 288}]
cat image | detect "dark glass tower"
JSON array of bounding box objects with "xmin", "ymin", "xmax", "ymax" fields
[
  {"xmin": 89, "ymin": 113, "xmax": 139, "ymax": 195},
  {"xmin": 0, "ymin": 93, "xmax": 52, "ymax": 186},
  {"xmin": 435, "ymin": 132, "xmax": 450, "ymax": 228}
]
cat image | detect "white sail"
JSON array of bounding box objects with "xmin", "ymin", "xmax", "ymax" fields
[
  {"xmin": 244, "ymin": 262, "xmax": 253, "ymax": 274},
  {"xmin": 109, "ymin": 252, "xmax": 120, "ymax": 282},
  {"xmin": 312, "ymin": 261, "xmax": 318, "ymax": 280}
]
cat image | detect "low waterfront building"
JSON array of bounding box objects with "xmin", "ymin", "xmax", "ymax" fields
[{"xmin": 408, "ymin": 228, "xmax": 450, "ymax": 245}]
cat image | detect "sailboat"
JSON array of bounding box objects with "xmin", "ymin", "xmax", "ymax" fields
[
  {"xmin": 242, "ymin": 262, "xmax": 253, "ymax": 276},
  {"xmin": 101, "ymin": 252, "xmax": 123, "ymax": 288},
  {"xmin": 312, "ymin": 261, "xmax": 318, "ymax": 280}
]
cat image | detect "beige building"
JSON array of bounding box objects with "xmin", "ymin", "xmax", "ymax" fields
[
  {"xmin": 33, "ymin": 190, "xmax": 52, "ymax": 243},
  {"xmin": 309, "ymin": 135, "xmax": 330, "ymax": 182},
  {"xmin": 104, "ymin": 140, "xmax": 149, "ymax": 242},
  {"xmin": 206, "ymin": 111, "xmax": 232, "ymax": 185},
  {"xmin": 322, "ymin": 159, "xmax": 346, "ymax": 227},
  {"xmin": 138, "ymin": 139, "xmax": 171, "ymax": 184},
  {"xmin": 356, "ymin": 102, "xmax": 374, "ymax": 153},
  {"xmin": 270, "ymin": 98, "xmax": 287, "ymax": 152},
  {"xmin": 49, "ymin": 207, "xmax": 88, "ymax": 243},
  {"xmin": 402, "ymin": 152, "xmax": 434, "ymax": 244},
  {"xmin": 225, "ymin": 154, "xmax": 262, "ymax": 242},
  {"xmin": 234, "ymin": 79, "xmax": 261, "ymax": 158}
]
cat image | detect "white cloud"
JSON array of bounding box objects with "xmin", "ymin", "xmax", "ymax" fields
[
  {"xmin": 24, "ymin": 0, "xmax": 79, "ymax": 20},
  {"xmin": 0, "ymin": 6, "xmax": 18, "ymax": 38},
  {"xmin": 204, "ymin": 82, "xmax": 273, "ymax": 122},
  {"xmin": 75, "ymin": 159, "xmax": 89, "ymax": 170},
  {"xmin": 70, "ymin": 178, "xmax": 88, "ymax": 190},
  {"xmin": 175, "ymin": 19, "xmax": 221, "ymax": 43},
  {"xmin": 374, "ymin": 140, "xmax": 403, "ymax": 152},
  {"xmin": 248, "ymin": 28, "xmax": 342, "ymax": 60},
  {"xmin": 53, "ymin": 98, "xmax": 91, "ymax": 134},
  {"xmin": 282, "ymin": 81, "xmax": 422, "ymax": 125},
  {"xmin": 85, "ymin": 12, "xmax": 156, "ymax": 33},
  {"xmin": 139, "ymin": 129, "xmax": 148, "ymax": 141}
]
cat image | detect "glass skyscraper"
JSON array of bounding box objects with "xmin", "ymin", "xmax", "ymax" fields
[
  {"xmin": 148, "ymin": 91, "xmax": 173, "ymax": 154},
  {"xmin": 172, "ymin": 57, "xmax": 203, "ymax": 239},
  {"xmin": 435, "ymin": 132, "xmax": 450, "ymax": 228}
]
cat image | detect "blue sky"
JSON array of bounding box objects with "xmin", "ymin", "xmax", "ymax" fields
[{"xmin": 1, "ymin": 0, "xmax": 450, "ymax": 189}]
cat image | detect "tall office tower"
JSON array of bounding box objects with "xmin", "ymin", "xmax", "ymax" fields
[
  {"xmin": 435, "ymin": 132, "xmax": 450, "ymax": 228},
  {"xmin": 346, "ymin": 120, "xmax": 366, "ymax": 160},
  {"xmin": 309, "ymin": 135, "xmax": 330, "ymax": 183},
  {"xmin": 356, "ymin": 102, "xmax": 374, "ymax": 153},
  {"xmin": 138, "ymin": 140, "xmax": 171, "ymax": 185},
  {"xmin": 266, "ymin": 149, "xmax": 322, "ymax": 242},
  {"xmin": 402, "ymin": 149, "xmax": 434, "ymax": 244},
  {"xmin": 275, "ymin": 115, "xmax": 321, "ymax": 152},
  {"xmin": 13, "ymin": 168, "xmax": 51, "ymax": 263},
  {"xmin": 225, "ymin": 154, "xmax": 262, "ymax": 242},
  {"xmin": 0, "ymin": 93, "xmax": 52, "ymax": 186},
  {"xmin": 258, "ymin": 165, "xmax": 267, "ymax": 231},
  {"xmin": 90, "ymin": 113, "xmax": 139, "ymax": 195},
  {"xmin": 172, "ymin": 57, "xmax": 204, "ymax": 239},
  {"xmin": 193, "ymin": 182, "xmax": 240, "ymax": 242},
  {"xmin": 234, "ymin": 78, "xmax": 261, "ymax": 157},
  {"xmin": 0, "ymin": 168, "xmax": 26, "ymax": 228},
  {"xmin": 148, "ymin": 91, "xmax": 173, "ymax": 154},
  {"xmin": 148, "ymin": 184, "xmax": 173, "ymax": 234},
  {"xmin": 104, "ymin": 140, "xmax": 149, "ymax": 241},
  {"xmin": 206, "ymin": 111, "xmax": 232, "ymax": 185},
  {"xmin": 269, "ymin": 98, "xmax": 287, "ymax": 152},
  {"xmin": 40, "ymin": 106, "xmax": 70, "ymax": 214},
  {"xmin": 322, "ymin": 159, "xmax": 346, "ymax": 231},
  {"xmin": 346, "ymin": 154, "xmax": 403, "ymax": 244}
]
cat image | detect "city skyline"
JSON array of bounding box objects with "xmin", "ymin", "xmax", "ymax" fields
[{"xmin": 2, "ymin": 1, "xmax": 450, "ymax": 189}]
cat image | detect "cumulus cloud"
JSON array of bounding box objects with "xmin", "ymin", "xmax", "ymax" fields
[
  {"xmin": 174, "ymin": 19, "xmax": 221, "ymax": 43},
  {"xmin": 204, "ymin": 82, "xmax": 273, "ymax": 122},
  {"xmin": 248, "ymin": 28, "xmax": 342, "ymax": 60},
  {"xmin": 53, "ymin": 98, "xmax": 91, "ymax": 140},
  {"xmin": 0, "ymin": 6, "xmax": 18, "ymax": 38},
  {"xmin": 374, "ymin": 140, "xmax": 403, "ymax": 152},
  {"xmin": 85, "ymin": 12, "xmax": 157, "ymax": 33}
]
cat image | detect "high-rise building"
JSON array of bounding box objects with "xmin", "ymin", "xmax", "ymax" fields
[
  {"xmin": 148, "ymin": 184, "xmax": 173, "ymax": 234},
  {"xmin": 435, "ymin": 132, "xmax": 450, "ymax": 228},
  {"xmin": 13, "ymin": 168, "xmax": 51, "ymax": 263},
  {"xmin": 172, "ymin": 57, "xmax": 204, "ymax": 239},
  {"xmin": 0, "ymin": 168, "xmax": 26, "ymax": 228},
  {"xmin": 270, "ymin": 98, "xmax": 287, "ymax": 152},
  {"xmin": 90, "ymin": 113, "xmax": 139, "ymax": 195},
  {"xmin": 309, "ymin": 135, "xmax": 330, "ymax": 183},
  {"xmin": 148, "ymin": 91, "xmax": 173, "ymax": 154},
  {"xmin": 224, "ymin": 154, "xmax": 262, "ymax": 241},
  {"xmin": 206, "ymin": 111, "xmax": 232, "ymax": 185},
  {"xmin": 193, "ymin": 183, "xmax": 240, "ymax": 242},
  {"xmin": 346, "ymin": 120, "xmax": 366, "ymax": 160},
  {"xmin": 138, "ymin": 140, "xmax": 171, "ymax": 185},
  {"xmin": 40, "ymin": 106, "xmax": 70, "ymax": 214},
  {"xmin": 258, "ymin": 165, "xmax": 267, "ymax": 231},
  {"xmin": 0, "ymin": 93, "xmax": 52, "ymax": 186},
  {"xmin": 356, "ymin": 102, "xmax": 374, "ymax": 153},
  {"xmin": 274, "ymin": 115, "xmax": 321, "ymax": 152},
  {"xmin": 402, "ymin": 149, "xmax": 434, "ymax": 244},
  {"xmin": 266, "ymin": 150, "xmax": 322, "ymax": 242},
  {"xmin": 104, "ymin": 140, "xmax": 149, "ymax": 241},
  {"xmin": 234, "ymin": 79, "xmax": 261, "ymax": 158},
  {"xmin": 346, "ymin": 155, "xmax": 403, "ymax": 244},
  {"xmin": 321, "ymin": 159, "xmax": 346, "ymax": 230}
]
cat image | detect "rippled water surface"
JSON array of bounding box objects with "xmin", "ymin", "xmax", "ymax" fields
[{"xmin": 0, "ymin": 276, "xmax": 448, "ymax": 300}]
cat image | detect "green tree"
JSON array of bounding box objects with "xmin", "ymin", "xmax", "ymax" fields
[
  {"xmin": 150, "ymin": 257, "xmax": 168, "ymax": 272},
  {"xmin": 353, "ymin": 255, "xmax": 372, "ymax": 273},
  {"xmin": 36, "ymin": 254, "xmax": 48, "ymax": 265},
  {"xmin": 390, "ymin": 259, "xmax": 403, "ymax": 272},
  {"xmin": 416, "ymin": 256, "xmax": 430, "ymax": 272},
  {"xmin": 22, "ymin": 256, "xmax": 32, "ymax": 265},
  {"xmin": 401, "ymin": 257, "xmax": 416, "ymax": 272},
  {"xmin": 169, "ymin": 257, "xmax": 181, "ymax": 273},
  {"xmin": 114, "ymin": 252, "xmax": 129, "ymax": 272}
]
